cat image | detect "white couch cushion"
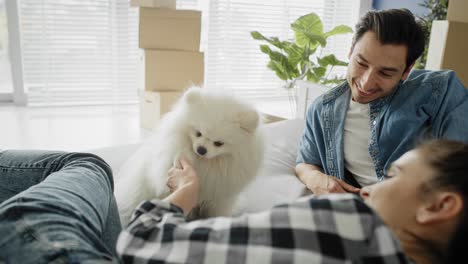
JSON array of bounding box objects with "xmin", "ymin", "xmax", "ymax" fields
[
  {"xmin": 90, "ymin": 119, "xmax": 307, "ymax": 215},
  {"xmin": 233, "ymin": 119, "xmax": 306, "ymax": 215}
]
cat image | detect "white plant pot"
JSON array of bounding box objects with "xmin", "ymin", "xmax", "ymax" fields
[{"xmin": 295, "ymin": 80, "xmax": 329, "ymax": 119}]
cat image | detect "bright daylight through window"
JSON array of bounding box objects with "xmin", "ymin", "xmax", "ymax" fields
[{"xmin": 0, "ymin": 0, "xmax": 13, "ymax": 94}]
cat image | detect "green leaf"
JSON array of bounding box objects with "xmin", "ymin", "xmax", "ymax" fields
[
  {"xmin": 267, "ymin": 50, "xmax": 287, "ymax": 63},
  {"xmin": 283, "ymin": 43, "xmax": 304, "ymax": 66},
  {"xmin": 251, "ymin": 31, "xmax": 289, "ymax": 50},
  {"xmin": 312, "ymin": 66, "xmax": 326, "ymax": 78},
  {"xmin": 318, "ymin": 54, "xmax": 348, "ymax": 67},
  {"xmin": 267, "ymin": 61, "xmax": 288, "ymax": 80},
  {"xmin": 306, "ymin": 70, "xmax": 319, "ymax": 83},
  {"xmin": 292, "ymin": 13, "xmax": 323, "ymax": 34},
  {"xmin": 324, "ymin": 25, "xmax": 353, "ymax": 38},
  {"xmin": 294, "ymin": 30, "xmax": 326, "ymax": 48},
  {"xmin": 291, "ymin": 13, "xmax": 326, "ymax": 48},
  {"xmin": 268, "ymin": 37, "xmax": 288, "ymax": 50},
  {"xmin": 259, "ymin": 44, "xmax": 272, "ymax": 55},
  {"xmin": 261, "ymin": 48, "xmax": 299, "ymax": 80},
  {"xmin": 251, "ymin": 31, "xmax": 267, "ymax": 40},
  {"xmin": 321, "ymin": 77, "xmax": 346, "ymax": 86},
  {"xmin": 260, "ymin": 42, "xmax": 302, "ymax": 78},
  {"xmin": 299, "ymin": 60, "xmax": 312, "ymax": 71}
]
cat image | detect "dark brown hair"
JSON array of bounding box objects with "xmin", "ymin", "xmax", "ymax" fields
[
  {"xmin": 418, "ymin": 139, "xmax": 468, "ymax": 263},
  {"xmin": 352, "ymin": 9, "xmax": 426, "ymax": 71}
]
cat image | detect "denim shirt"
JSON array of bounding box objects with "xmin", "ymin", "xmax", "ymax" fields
[{"xmin": 296, "ymin": 70, "xmax": 468, "ymax": 183}]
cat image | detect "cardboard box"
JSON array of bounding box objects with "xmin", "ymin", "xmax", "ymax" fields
[
  {"xmin": 447, "ymin": 0, "xmax": 468, "ymax": 23},
  {"xmin": 426, "ymin": 20, "xmax": 468, "ymax": 86},
  {"xmin": 139, "ymin": 8, "xmax": 201, "ymax": 51},
  {"xmin": 130, "ymin": 0, "xmax": 176, "ymax": 9},
  {"xmin": 140, "ymin": 91, "xmax": 183, "ymax": 130},
  {"xmin": 144, "ymin": 49, "xmax": 204, "ymax": 91}
]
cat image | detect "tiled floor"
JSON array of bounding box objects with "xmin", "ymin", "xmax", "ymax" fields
[{"xmin": 0, "ymin": 104, "xmax": 149, "ymax": 151}]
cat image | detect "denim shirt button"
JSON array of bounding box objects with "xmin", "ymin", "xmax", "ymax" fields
[
  {"xmin": 372, "ymin": 120, "xmax": 377, "ymax": 126},
  {"xmin": 369, "ymin": 139, "xmax": 374, "ymax": 144}
]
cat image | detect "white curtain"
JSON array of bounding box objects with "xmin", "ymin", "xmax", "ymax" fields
[
  {"xmin": 20, "ymin": 0, "xmax": 139, "ymax": 106},
  {"xmin": 19, "ymin": 0, "xmax": 368, "ymax": 111}
]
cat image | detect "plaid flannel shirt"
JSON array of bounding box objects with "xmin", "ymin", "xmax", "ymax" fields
[{"xmin": 116, "ymin": 194, "xmax": 409, "ymax": 264}]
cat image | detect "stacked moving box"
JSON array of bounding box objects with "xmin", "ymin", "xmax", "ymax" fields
[
  {"xmin": 426, "ymin": 0, "xmax": 468, "ymax": 86},
  {"xmin": 132, "ymin": 0, "xmax": 204, "ymax": 130}
]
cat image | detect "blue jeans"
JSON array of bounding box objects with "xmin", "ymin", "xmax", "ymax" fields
[{"xmin": 0, "ymin": 150, "xmax": 122, "ymax": 263}]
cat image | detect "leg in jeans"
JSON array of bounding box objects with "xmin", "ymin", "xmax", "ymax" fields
[{"xmin": 0, "ymin": 150, "xmax": 122, "ymax": 263}]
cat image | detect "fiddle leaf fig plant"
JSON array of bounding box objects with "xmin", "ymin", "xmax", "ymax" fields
[{"xmin": 251, "ymin": 12, "xmax": 352, "ymax": 89}]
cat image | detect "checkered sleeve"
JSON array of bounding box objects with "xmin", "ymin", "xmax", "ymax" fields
[{"xmin": 116, "ymin": 194, "xmax": 409, "ymax": 264}]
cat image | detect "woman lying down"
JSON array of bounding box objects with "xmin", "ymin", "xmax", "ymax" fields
[{"xmin": 117, "ymin": 140, "xmax": 467, "ymax": 264}]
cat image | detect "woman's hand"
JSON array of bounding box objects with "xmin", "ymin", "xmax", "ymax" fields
[{"xmin": 164, "ymin": 156, "xmax": 200, "ymax": 215}]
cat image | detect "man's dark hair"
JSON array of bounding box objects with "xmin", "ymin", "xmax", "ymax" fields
[{"xmin": 352, "ymin": 9, "xmax": 426, "ymax": 71}]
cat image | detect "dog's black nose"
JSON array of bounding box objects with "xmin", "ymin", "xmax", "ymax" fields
[{"xmin": 197, "ymin": 146, "xmax": 207, "ymax": 155}]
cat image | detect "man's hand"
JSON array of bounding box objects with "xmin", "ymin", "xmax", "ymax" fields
[
  {"xmin": 164, "ymin": 156, "xmax": 200, "ymax": 215},
  {"xmin": 295, "ymin": 163, "xmax": 360, "ymax": 195}
]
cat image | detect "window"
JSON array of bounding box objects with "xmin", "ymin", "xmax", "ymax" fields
[
  {"xmin": 0, "ymin": 0, "xmax": 13, "ymax": 95},
  {"xmin": 203, "ymin": 0, "xmax": 370, "ymax": 118},
  {"xmin": 17, "ymin": 0, "xmax": 370, "ymax": 112},
  {"xmin": 20, "ymin": 0, "xmax": 139, "ymax": 106}
]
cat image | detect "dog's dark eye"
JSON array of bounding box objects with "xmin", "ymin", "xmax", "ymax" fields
[
  {"xmin": 196, "ymin": 131, "xmax": 202, "ymax": 137},
  {"xmin": 214, "ymin": 141, "xmax": 224, "ymax": 147}
]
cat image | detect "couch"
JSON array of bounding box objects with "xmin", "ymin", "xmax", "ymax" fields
[{"xmin": 90, "ymin": 119, "xmax": 307, "ymax": 215}]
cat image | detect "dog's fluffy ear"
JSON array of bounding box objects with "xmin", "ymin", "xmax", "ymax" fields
[
  {"xmin": 184, "ymin": 86, "xmax": 202, "ymax": 105},
  {"xmin": 237, "ymin": 110, "xmax": 259, "ymax": 133}
]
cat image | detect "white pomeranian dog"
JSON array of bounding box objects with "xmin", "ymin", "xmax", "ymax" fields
[{"xmin": 115, "ymin": 87, "xmax": 264, "ymax": 225}]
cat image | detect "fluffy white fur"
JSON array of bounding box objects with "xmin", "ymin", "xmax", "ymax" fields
[{"xmin": 115, "ymin": 87, "xmax": 264, "ymax": 225}]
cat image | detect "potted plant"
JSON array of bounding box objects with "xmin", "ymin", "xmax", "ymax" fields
[
  {"xmin": 251, "ymin": 12, "xmax": 352, "ymax": 118},
  {"xmin": 415, "ymin": 0, "xmax": 448, "ymax": 69}
]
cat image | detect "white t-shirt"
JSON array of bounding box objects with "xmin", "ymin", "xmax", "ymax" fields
[{"xmin": 343, "ymin": 99, "xmax": 378, "ymax": 187}]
